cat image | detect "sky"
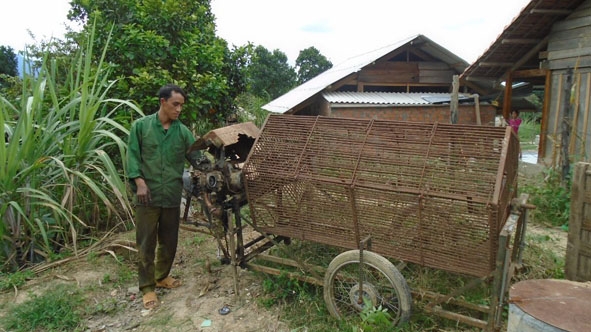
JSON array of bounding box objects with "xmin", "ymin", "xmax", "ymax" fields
[{"xmin": 1, "ymin": 0, "xmax": 531, "ymax": 66}]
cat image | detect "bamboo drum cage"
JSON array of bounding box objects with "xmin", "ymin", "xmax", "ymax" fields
[{"xmin": 243, "ymin": 114, "xmax": 520, "ymax": 278}]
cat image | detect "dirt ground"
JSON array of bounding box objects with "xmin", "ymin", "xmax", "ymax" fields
[
  {"xmin": 0, "ymin": 160, "xmax": 568, "ymax": 332},
  {"xmin": 0, "ymin": 224, "xmax": 290, "ymax": 332}
]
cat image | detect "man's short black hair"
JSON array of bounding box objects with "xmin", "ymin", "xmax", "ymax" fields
[{"xmin": 158, "ymin": 84, "xmax": 187, "ymax": 101}]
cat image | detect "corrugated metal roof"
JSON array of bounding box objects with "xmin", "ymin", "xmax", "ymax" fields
[
  {"xmin": 263, "ymin": 34, "xmax": 469, "ymax": 113},
  {"xmin": 323, "ymin": 91, "xmax": 471, "ymax": 105}
]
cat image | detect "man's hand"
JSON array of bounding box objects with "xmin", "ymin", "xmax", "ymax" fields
[{"xmin": 134, "ymin": 178, "xmax": 151, "ymax": 204}]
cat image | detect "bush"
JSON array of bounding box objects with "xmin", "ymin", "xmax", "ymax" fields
[{"xmin": 521, "ymin": 168, "xmax": 571, "ymax": 228}]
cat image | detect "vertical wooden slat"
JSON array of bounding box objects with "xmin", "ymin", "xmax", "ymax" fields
[
  {"xmin": 566, "ymin": 162, "xmax": 589, "ymax": 281},
  {"xmin": 551, "ymin": 73, "xmax": 564, "ymax": 167},
  {"xmin": 570, "ymin": 73, "xmax": 581, "ymax": 155}
]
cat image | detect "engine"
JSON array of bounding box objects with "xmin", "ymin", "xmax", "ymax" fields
[{"xmin": 183, "ymin": 122, "xmax": 259, "ymax": 222}]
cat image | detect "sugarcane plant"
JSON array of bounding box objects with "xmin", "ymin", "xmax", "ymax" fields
[{"xmin": 0, "ymin": 24, "xmax": 142, "ymax": 271}]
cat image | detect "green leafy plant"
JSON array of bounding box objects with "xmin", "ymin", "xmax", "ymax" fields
[
  {"xmin": 0, "ymin": 270, "xmax": 35, "ymax": 291},
  {"xmin": 518, "ymin": 112, "xmax": 540, "ymax": 150},
  {"xmin": 521, "ymin": 167, "xmax": 571, "ymax": 227},
  {"xmin": 356, "ymin": 303, "xmax": 396, "ymax": 332},
  {"xmin": 0, "ymin": 22, "xmax": 141, "ymax": 271}
]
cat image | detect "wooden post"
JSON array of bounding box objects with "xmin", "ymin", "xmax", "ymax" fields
[
  {"xmin": 226, "ymin": 208, "xmax": 240, "ymax": 296},
  {"xmin": 473, "ymin": 94, "xmax": 482, "ymax": 125},
  {"xmin": 450, "ymin": 75, "xmax": 459, "ymax": 124},
  {"xmin": 561, "ymin": 68, "xmax": 574, "ymax": 187},
  {"xmin": 502, "ymin": 73, "xmax": 513, "ymax": 120},
  {"xmin": 538, "ymin": 70, "xmax": 552, "ymax": 162}
]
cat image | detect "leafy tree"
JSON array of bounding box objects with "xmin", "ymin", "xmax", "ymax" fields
[
  {"xmin": 247, "ymin": 45, "xmax": 296, "ymax": 101},
  {"xmin": 67, "ymin": 0, "xmax": 241, "ymax": 131},
  {"xmin": 295, "ymin": 46, "xmax": 332, "ymax": 84},
  {"xmin": 0, "ymin": 45, "xmax": 18, "ymax": 89},
  {"xmin": 0, "ymin": 46, "xmax": 18, "ymax": 77}
]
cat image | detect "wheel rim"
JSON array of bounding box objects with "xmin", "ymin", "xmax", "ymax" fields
[
  {"xmin": 324, "ymin": 250, "xmax": 412, "ymax": 326},
  {"xmin": 349, "ymin": 282, "xmax": 378, "ymax": 311}
]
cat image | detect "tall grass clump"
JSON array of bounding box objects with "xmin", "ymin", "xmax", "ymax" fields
[{"xmin": 0, "ymin": 24, "xmax": 142, "ymax": 271}]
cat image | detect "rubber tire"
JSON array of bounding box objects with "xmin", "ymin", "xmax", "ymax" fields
[{"xmin": 323, "ymin": 250, "xmax": 412, "ymax": 326}]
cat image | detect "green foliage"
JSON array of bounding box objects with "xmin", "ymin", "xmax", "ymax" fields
[
  {"xmin": 68, "ymin": 0, "xmax": 238, "ymax": 127},
  {"xmin": 235, "ymin": 92, "xmax": 270, "ymax": 128},
  {"xmin": 0, "ymin": 270, "xmax": 34, "ymax": 291},
  {"xmin": 2, "ymin": 284, "xmax": 85, "ymax": 332},
  {"xmin": 0, "ymin": 45, "xmax": 18, "ymax": 77},
  {"xmin": 247, "ymin": 45, "xmax": 296, "ymax": 101},
  {"xmin": 0, "ymin": 24, "xmax": 139, "ymax": 271},
  {"xmin": 260, "ymin": 271, "xmax": 313, "ymax": 307},
  {"xmin": 295, "ymin": 46, "xmax": 333, "ymax": 84},
  {"xmin": 518, "ymin": 112, "xmax": 540, "ymax": 148},
  {"xmin": 521, "ymin": 168, "xmax": 571, "ymax": 227},
  {"xmin": 357, "ymin": 303, "xmax": 395, "ymax": 332}
]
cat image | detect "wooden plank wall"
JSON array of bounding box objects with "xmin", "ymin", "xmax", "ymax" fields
[
  {"xmin": 543, "ymin": 0, "xmax": 591, "ymax": 165},
  {"xmin": 544, "ymin": 70, "xmax": 591, "ymax": 165},
  {"xmin": 565, "ymin": 162, "xmax": 591, "ymax": 281}
]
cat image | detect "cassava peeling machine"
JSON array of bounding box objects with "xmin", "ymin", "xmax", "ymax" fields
[{"xmin": 183, "ymin": 114, "xmax": 531, "ymax": 331}]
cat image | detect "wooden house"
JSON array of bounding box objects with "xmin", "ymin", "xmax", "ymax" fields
[
  {"xmin": 461, "ymin": 0, "xmax": 591, "ymax": 165},
  {"xmin": 263, "ymin": 34, "xmax": 497, "ymax": 126}
]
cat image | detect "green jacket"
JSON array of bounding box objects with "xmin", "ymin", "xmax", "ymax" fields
[{"xmin": 127, "ymin": 113, "xmax": 198, "ymax": 207}]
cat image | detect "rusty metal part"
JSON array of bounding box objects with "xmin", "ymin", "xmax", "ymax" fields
[
  {"xmin": 189, "ymin": 122, "xmax": 259, "ymax": 163},
  {"xmin": 509, "ymin": 279, "xmax": 591, "ymax": 331},
  {"xmin": 243, "ymin": 115, "xmax": 519, "ymax": 277}
]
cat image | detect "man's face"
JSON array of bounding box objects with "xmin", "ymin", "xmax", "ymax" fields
[{"xmin": 160, "ymin": 91, "xmax": 185, "ymax": 120}]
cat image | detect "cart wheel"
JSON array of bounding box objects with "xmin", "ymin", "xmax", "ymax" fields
[{"xmin": 323, "ymin": 250, "xmax": 412, "ymax": 326}]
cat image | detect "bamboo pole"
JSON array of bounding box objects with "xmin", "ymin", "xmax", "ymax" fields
[
  {"xmin": 580, "ymin": 73, "xmax": 591, "ymax": 159},
  {"xmin": 561, "ymin": 68, "xmax": 574, "ymax": 186}
]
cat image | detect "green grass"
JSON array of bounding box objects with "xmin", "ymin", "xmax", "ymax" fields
[
  {"xmin": 0, "ymin": 270, "xmax": 34, "ymax": 292},
  {"xmin": 2, "ymin": 284, "xmax": 85, "ymax": 332}
]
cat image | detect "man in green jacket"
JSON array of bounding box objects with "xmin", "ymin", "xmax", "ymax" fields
[{"xmin": 127, "ymin": 84, "xmax": 199, "ymax": 309}]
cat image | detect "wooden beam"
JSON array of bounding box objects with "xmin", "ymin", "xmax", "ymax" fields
[
  {"xmin": 479, "ymin": 62, "xmax": 513, "ymax": 67},
  {"xmin": 529, "ymin": 9, "xmax": 573, "ymax": 15},
  {"xmin": 512, "ymin": 68, "xmax": 548, "ymax": 79},
  {"xmin": 502, "ymin": 35, "xmax": 550, "ymax": 81},
  {"xmin": 501, "ymin": 38, "xmax": 542, "ymax": 44}
]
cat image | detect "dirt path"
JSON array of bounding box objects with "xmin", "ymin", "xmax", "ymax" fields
[{"xmin": 0, "ymin": 227, "xmax": 289, "ymax": 332}]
